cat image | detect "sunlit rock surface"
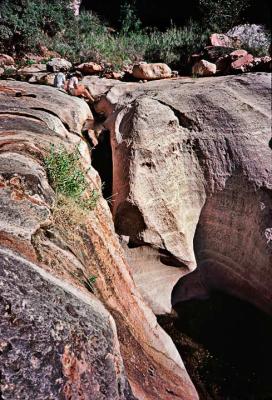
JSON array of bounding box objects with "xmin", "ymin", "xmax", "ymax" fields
[
  {"xmin": 103, "ymin": 73, "xmax": 272, "ymax": 314},
  {"xmin": 0, "ymin": 81, "xmax": 198, "ymax": 400}
]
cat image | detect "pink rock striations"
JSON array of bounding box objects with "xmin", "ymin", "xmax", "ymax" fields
[
  {"xmin": 99, "ymin": 73, "xmax": 272, "ymax": 315},
  {"xmin": 0, "ymin": 81, "xmax": 198, "ymax": 400}
]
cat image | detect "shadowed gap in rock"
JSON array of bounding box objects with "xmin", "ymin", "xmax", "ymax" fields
[
  {"xmin": 91, "ymin": 129, "xmax": 113, "ymax": 200},
  {"xmin": 159, "ymin": 292, "xmax": 272, "ymax": 400}
]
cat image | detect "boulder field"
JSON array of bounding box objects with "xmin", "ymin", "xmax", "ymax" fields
[
  {"xmin": 0, "ymin": 81, "xmax": 197, "ymax": 400},
  {"xmin": 95, "ymin": 73, "xmax": 272, "ymax": 315}
]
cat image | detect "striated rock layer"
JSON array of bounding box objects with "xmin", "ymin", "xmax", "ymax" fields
[
  {"xmin": 0, "ymin": 81, "xmax": 198, "ymax": 399},
  {"xmin": 100, "ymin": 73, "xmax": 272, "ymax": 315}
]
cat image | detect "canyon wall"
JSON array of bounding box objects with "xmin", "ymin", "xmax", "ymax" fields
[
  {"xmin": 0, "ymin": 81, "xmax": 198, "ymax": 400},
  {"xmin": 100, "ymin": 73, "xmax": 272, "ymax": 315}
]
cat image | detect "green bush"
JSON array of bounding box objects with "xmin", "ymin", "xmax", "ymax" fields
[
  {"xmin": 0, "ymin": 0, "xmax": 74, "ymax": 53},
  {"xmin": 3, "ymin": 0, "xmax": 245, "ymax": 70},
  {"xmin": 119, "ymin": 0, "xmax": 142, "ymax": 35},
  {"xmin": 44, "ymin": 144, "xmax": 99, "ymax": 211}
]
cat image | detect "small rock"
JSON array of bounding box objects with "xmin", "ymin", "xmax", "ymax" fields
[
  {"xmin": 77, "ymin": 62, "xmax": 104, "ymax": 75},
  {"xmin": 46, "ymin": 58, "xmax": 72, "ymax": 73},
  {"xmin": 0, "ymin": 67, "xmax": 4, "ymax": 77},
  {"xmin": 0, "ymin": 54, "xmax": 15, "ymax": 66},
  {"xmin": 192, "ymin": 60, "xmax": 216, "ymax": 77},
  {"xmin": 132, "ymin": 63, "xmax": 172, "ymax": 81}
]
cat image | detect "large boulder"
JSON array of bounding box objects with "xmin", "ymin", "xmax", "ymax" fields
[
  {"xmin": 0, "ymin": 81, "xmax": 198, "ymax": 400},
  {"xmin": 47, "ymin": 58, "xmax": 72, "ymax": 72},
  {"xmin": 77, "ymin": 61, "xmax": 104, "ymax": 75},
  {"xmin": 132, "ymin": 63, "xmax": 172, "ymax": 80},
  {"xmin": 210, "ymin": 33, "xmax": 240, "ymax": 48},
  {"xmin": 192, "ymin": 59, "xmax": 216, "ymax": 76},
  {"xmin": 102, "ymin": 73, "xmax": 272, "ymax": 315}
]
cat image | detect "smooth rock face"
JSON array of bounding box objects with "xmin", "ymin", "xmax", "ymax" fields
[
  {"xmin": 192, "ymin": 59, "xmax": 216, "ymax": 76},
  {"xmin": 0, "ymin": 248, "xmax": 133, "ymax": 400},
  {"xmin": 132, "ymin": 63, "xmax": 172, "ymax": 80},
  {"xmin": 0, "ymin": 81, "xmax": 198, "ymax": 400},
  {"xmin": 105, "ymin": 73, "xmax": 272, "ymax": 315}
]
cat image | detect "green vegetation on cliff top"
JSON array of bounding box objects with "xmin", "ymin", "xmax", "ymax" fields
[{"xmin": 0, "ymin": 0, "xmax": 266, "ymax": 69}]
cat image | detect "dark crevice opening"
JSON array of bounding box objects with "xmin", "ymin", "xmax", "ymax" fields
[
  {"xmin": 158, "ymin": 291, "xmax": 272, "ymax": 400},
  {"xmin": 159, "ymin": 248, "xmax": 190, "ymax": 269},
  {"xmin": 91, "ymin": 129, "xmax": 113, "ymax": 200}
]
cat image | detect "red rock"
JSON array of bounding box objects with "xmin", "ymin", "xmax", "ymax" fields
[
  {"xmin": 0, "ymin": 54, "xmax": 15, "ymax": 66},
  {"xmin": 210, "ymin": 33, "xmax": 241, "ymax": 48},
  {"xmin": 231, "ymin": 53, "xmax": 254, "ymax": 72},
  {"xmin": 77, "ymin": 62, "xmax": 104, "ymax": 75},
  {"xmin": 37, "ymin": 45, "xmax": 60, "ymax": 59},
  {"xmin": 230, "ymin": 49, "xmax": 248, "ymax": 60},
  {"xmin": 210, "ymin": 33, "xmax": 232, "ymax": 47}
]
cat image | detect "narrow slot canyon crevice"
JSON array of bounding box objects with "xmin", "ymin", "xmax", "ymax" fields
[{"xmin": 90, "ymin": 129, "xmax": 113, "ymax": 200}]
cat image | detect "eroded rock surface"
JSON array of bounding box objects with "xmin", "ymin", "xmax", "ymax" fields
[
  {"xmin": 0, "ymin": 81, "xmax": 198, "ymax": 400},
  {"xmin": 0, "ymin": 248, "xmax": 133, "ymax": 400},
  {"xmin": 102, "ymin": 73, "xmax": 272, "ymax": 315}
]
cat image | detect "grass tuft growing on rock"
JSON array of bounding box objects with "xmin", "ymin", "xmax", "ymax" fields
[{"xmin": 45, "ymin": 144, "xmax": 99, "ymax": 212}]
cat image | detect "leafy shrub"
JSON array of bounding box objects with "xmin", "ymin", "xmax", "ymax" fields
[
  {"xmin": 119, "ymin": 0, "xmax": 142, "ymax": 35},
  {"xmin": 0, "ymin": 0, "xmax": 74, "ymax": 53},
  {"xmin": 44, "ymin": 144, "xmax": 99, "ymax": 211}
]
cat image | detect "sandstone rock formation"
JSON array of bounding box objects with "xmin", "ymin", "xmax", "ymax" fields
[
  {"xmin": 47, "ymin": 58, "xmax": 72, "ymax": 72},
  {"xmin": 0, "ymin": 248, "xmax": 134, "ymax": 400},
  {"xmin": 210, "ymin": 33, "xmax": 240, "ymax": 48},
  {"xmin": 100, "ymin": 73, "xmax": 272, "ymax": 315},
  {"xmin": 77, "ymin": 62, "xmax": 104, "ymax": 75},
  {"xmin": 0, "ymin": 54, "xmax": 14, "ymax": 66},
  {"xmin": 230, "ymin": 49, "xmax": 254, "ymax": 72},
  {"xmin": 0, "ymin": 81, "xmax": 198, "ymax": 400},
  {"xmin": 132, "ymin": 63, "xmax": 172, "ymax": 80},
  {"xmin": 192, "ymin": 59, "xmax": 216, "ymax": 76}
]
